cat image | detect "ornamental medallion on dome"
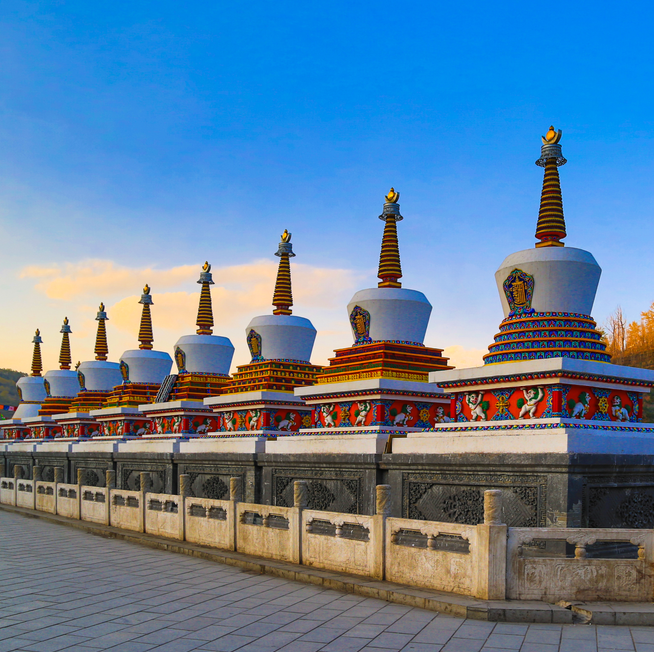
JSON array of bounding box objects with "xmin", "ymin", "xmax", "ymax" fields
[
  {"xmin": 119, "ymin": 360, "xmax": 130, "ymax": 383},
  {"xmin": 349, "ymin": 305, "xmax": 372, "ymax": 344},
  {"xmin": 247, "ymin": 329, "xmax": 264, "ymax": 362},
  {"xmin": 174, "ymin": 347, "xmax": 187, "ymax": 373},
  {"xmin": 503, "ymin": 268, "xmax": 535, "ymax": 317}
]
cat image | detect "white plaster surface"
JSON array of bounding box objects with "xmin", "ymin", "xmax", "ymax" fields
[
  {"xmin": 71, "ymin": 441, "xmax": 121, "ymax": 453},
  {"xmin": 140, "ymin": 400, "xmax": 206, "ymax": 413},
  {"xmin": 496, "ymin": 246, "xmax": 601, "ymax": 317},
  {"xmin": 119, "ymin": 349, "xmax": 172, "ymax": 384},
  {"xmin": 90, "ymin": 406, "xmax": 141, "ymax": 418},
  {"xmin": 179, "ymin": 437, "xmax": 267, "ymax": 454},
  {"xmin": 78, "ymin": 360, "xmax": 122, "ymax": 391},
  {"xmin": 347, "ymin": 287, "xmax": 432, "ymax": 344},
  {"xmin": 13, "ymin": 403, "xmax": 42, "ymax": 420},
  {"xmin": 117, "ymin": 439, "xmax": 182, "ymax": 454},
  {"xmin": 297, "ymin": 377, "xmax": 446, "ymax": 401},
  {"xmin": 206, "ymin": 390, "xmax": 304, "ymax": 407},
  {"xmin": 266, "ymin": 431, "xmax": 395, "ymax": 455},
  {"xmin": 43, "ymin": 369, "xmax": 80, "ymax": 398},
  {"xmin": 16, "ymin": 376, "xmax": 46, "ymax": 403},
  {"xmin": 174, "ymin": 334, "xmax": 234, "ymax": 374},
  {"xmin": 245, "ymin": 314, "xmax": 316, "ymax": 362}
]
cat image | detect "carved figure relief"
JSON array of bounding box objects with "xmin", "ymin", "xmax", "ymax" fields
[
  {"xmin": 518, "ymin": 386, "xmax": 545, "ymax": 419},
  {"xmin": 174, "ymin": 347, "xmax": 187, "ymax": 373},
  {"xmin": 465, "ymin": 392, "xmax": 487, "ymax": 421}
]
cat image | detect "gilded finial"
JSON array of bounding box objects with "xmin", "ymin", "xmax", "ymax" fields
[
  {"xmin": 99, "ymin": 302, "xmax": 105, "ymax": 312},
  {"xmin": 75, "ymin": 361, "xmax": 81, "ymax": 370},
  {"xmin": 143, "ymin": 284, "xmax": 150, "ymax": 295},
  {"xmin": 385, "ymin": 187, "xmax": 400, "ymax": 204},
  {"xmin": 281, "ymin": 229, "xmax": 291, "ymax": 243},
  {"xmin": 34, "ymin": 329, "xmax": 40, "ymax": 339},
  {"xmin": 542, "ymin": 126, "xmax": 562, "ymax": 145},
  {"xmin": 203, "ymin": 261, "xmax": 211, "ymax": 273}
]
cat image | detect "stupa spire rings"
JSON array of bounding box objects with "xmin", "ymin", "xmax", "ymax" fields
[
  {"xmin": 94, "ymin": 302, "xmax": 109, "ymax": 361},
  {"xmin": 31, "ymin": 329, "xmax": 43, "ymax": 377},
  {"xmin": 378, "ymin": 187, "xmax": 403, "ymax": 288},
  {"xmin": 196, "ymin": 261, "xmax": 215, "ymax": 335},
  {"xmin": 535, "ymin": 126, "xmax": 567, "ymax": 248},
  {"xmin": 272, "ymin": 230, "xmax": 294, "ymax": 315},
  {"xmin": 58, "ymin": 317, "xmax": 73, "ymax": 370},
  {"xmin": 138, "ymin": 284, "xmax": 154, "ymax": 350}
]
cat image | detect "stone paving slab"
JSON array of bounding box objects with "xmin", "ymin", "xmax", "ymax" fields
[{"xmin": 0, "ymin": 509, "xmax": 653, "ymax": 652}]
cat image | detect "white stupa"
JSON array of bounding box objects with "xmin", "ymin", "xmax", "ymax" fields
[
  {"xmin": 14, "ymin": 330, "xmax": 47, "ymax": 420},
  {"xmin": 119, "ymin": 285, "xmax": 172, "ymax": 384}
]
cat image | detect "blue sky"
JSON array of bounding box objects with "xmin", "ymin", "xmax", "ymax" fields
[{"xmin": 1, "ymin": 1, "xmax": 653, "ymax": 373}]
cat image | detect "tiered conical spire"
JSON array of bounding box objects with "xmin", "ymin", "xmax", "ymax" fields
[
  {"xmin": 377, "ymin": 188, "xmax": 403, "ymax": 288},
  {"xmin": 535, "ymin": 126, "xmax": 567, "ymax": 248},
  {"xmin": 272, "ymin": 230, "xmax": 295, "ymax": 316},
  {"xmin": 31, "ymin": 329, "xmax": 43, "ymax": 377},
  {"xmin": 95, "ymin": 302, "xmax": 109, "ymax": 361},
  {"xmin": 58, "ymin": 317, "xmax": 72, "ymax": 370},
  {"xmin": 138, "ymin": 285, "xmax": 154, "ymax": 350},
  {"xmin": 196, "ymin": 262, "xmax": 214, "ymax": 335}
]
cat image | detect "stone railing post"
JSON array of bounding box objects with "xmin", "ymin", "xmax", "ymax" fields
[
  {"xmin": 373, "ymin": 484, "xmax": 391, "ymax": 580},
  {"xmin": 54, "ymin": 467, "xmax": 63, "ymax": 515},
  {"xmin": 104, "ymin": 470, "xmax": 115, "ymax": 526},
  {"xmin": 293, "ymin": 480, "xmax": 308, "ymax": 564},
  {"xmin": 33, "ymin": 465, "xmax": 42, "ymax": 482},
  {"xmin": 179, "ymin": 474, "xmax": 190, "ymax": 542},
  {"xmin": 13, "ymin": 465, "xmax": 22, "ymax": 480},
  {"xmin": 139, "ymin": 472, "xmax": 150, "ymax": 533},
  {"xmin": 476, "ymin": 490, "xmax": 507, "ymax": 600},
  {"xmin": 229, "ymin": 477, "xmax": 241, "ymax": 552},
  {"xmin": 77, "ymin": 468, "xmax": 84, "ymax": 487},
  {"xmin": 179, "ymin": 474, "xmax": 191, "ymax": 498}
]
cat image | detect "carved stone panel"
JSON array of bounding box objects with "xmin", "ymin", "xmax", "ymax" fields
[
  {"xmin": 272, "ymin": 469, "xmax": 362, "ymax": 514},
  {"xmin": 403, "ymin": 472, "xmax": 547, "ymax": 527},
  {"xmin": 587, "ymin": 482, "xmax": 654, "ymax": 528}
]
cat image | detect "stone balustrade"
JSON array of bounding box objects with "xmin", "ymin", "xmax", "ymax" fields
[{"xmin": 1, "ymin": 475, "xmax": 652, "ymax": 604}]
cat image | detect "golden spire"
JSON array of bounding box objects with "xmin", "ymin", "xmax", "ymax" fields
[
  {"xmin": 378, "ymin": 187, "xmax": 403, "ymax": 288},
  {"xmin": 31, "ymin": 329, "xmax": 43, "ymax": 377},
  {"xmin": 196, "ymin": 261, "xmax": 215, "ymax": 335},
  {"xmin": 272, "ymin": 230, "xmax": 295, "ymax": 315},
  {"xmin": 535, "ymin": 125, "xmax": 567, "ymax": 248},
  {"xmin": 95, "ymin": 302, "xmax": 109, "ymax": 361},
  {"xmin": 58, "ymin": 317, "xmax": 73, "ymax": 370},
  {"xmin": 138, "ymin": 285, "xmax": 154, "ymax": 350}
]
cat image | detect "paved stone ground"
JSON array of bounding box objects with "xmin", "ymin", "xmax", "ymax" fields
[{"xmin": 0, "ymin": 511, "xmax": 653, "ymax": 652}]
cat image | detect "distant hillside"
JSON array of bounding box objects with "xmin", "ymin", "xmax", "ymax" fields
[{"xmin": 0, "ymin": 368, "xmax": 26, "ymax": 419}]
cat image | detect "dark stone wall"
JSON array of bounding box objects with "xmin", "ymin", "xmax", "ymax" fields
[{"xmin": 4, "ymin": 448, "xmax": 654, "ymax": 527}]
